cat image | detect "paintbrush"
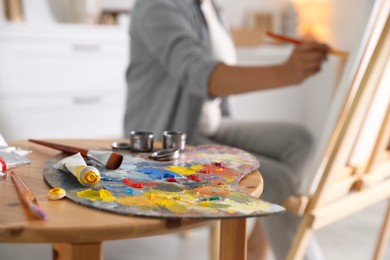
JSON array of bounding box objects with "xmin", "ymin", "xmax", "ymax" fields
[
  {"xmin": 266, "ymin": 31, "xmax": 349, "ymax": 59},
  {"xmin": 28, "ymin": 139, "xmax": 123, "ymax": 170},
  {"xmin": 11, "ymin": 171, "xmax": 47, "ymax": 220}
]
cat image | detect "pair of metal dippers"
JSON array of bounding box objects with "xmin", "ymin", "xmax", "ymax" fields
[{"xmin": 111, "ymin": 131, "xmax": 186, "ymax": 161}]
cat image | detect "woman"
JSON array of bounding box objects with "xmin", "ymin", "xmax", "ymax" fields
[{"xmin": 125, "ymin": 0, "xmax": 329, "ymax": 259}]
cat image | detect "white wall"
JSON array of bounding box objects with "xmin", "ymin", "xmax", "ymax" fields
[
  {"xmin": 0, "ymin": 0, "xmax": 376, "ymax": 141},
  {"xmin": 217, "ymin": 0, "xmax": 284, "ymax": 29},
  {"xmin": 218, "ymin": 0, "xmax": 375, "ymax": 141}
]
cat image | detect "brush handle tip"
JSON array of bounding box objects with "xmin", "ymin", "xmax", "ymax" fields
[{"xmin": 29, "ymin": 204, "xmax": 48, "ymax": 220}]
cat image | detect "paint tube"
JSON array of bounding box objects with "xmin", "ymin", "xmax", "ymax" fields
[
  {"xmin": 65, "ymin": 165, "xmax": 101, "ymax": 188},
  {"xmin": 0, "ymin": 146, "xmax": 32, "ymax": 156},
  {"xmin": 0, "ymin": 133, "xmax": 7, "ymax": 146},
  {"xmin": 0, "ymin": 150, "xmax": 31, "ymax": 172},
  {"xmin": 56, "ymin": 153, "xmax": 100, "ymax": 188}
]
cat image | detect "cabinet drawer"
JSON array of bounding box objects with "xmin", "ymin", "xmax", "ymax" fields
[
  {"xmin": 0, "ymin": 41, "xmax": 128, "ymax": 94},
  {"xmin": 0, "ymin": 90, "xmax": 125, "ymax": 140}
]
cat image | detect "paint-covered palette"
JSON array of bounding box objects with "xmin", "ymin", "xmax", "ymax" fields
[{"xmin": 43, "ymin": 145, "xmax": 285, "ymax": 219}]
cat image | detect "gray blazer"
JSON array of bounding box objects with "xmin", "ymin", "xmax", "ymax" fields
[{"xmin": 124, "ymin": 0, "xmax": 231, "ymax": 144}]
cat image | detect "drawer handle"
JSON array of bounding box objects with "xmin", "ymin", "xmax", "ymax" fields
[
  {"xmin": 72, "ymin": 44, "xmax": 101, "ymax": 52},
  {"xmin": 72, "ymin": 96, "xmax": 101, "ymax": 105}
]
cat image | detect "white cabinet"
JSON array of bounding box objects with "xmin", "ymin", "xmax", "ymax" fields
[{"xmin": 0, "ymin": 24, "xmax": 129, "ymax": 141}]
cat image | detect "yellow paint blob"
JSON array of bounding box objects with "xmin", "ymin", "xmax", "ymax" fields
[
  {"xmin": 148, "ymin": 192, "xmax": 181, "ymax": 201},
  {"xmin": 117, "ymin": 190, "xmax": 193, "ymax": 214},
  {"xmin": 220, "ymin": 198, "xmax": 271, "ymax": 214},
  {"xmin": 48, "ymin": 187, "xmax": 66, "ymax": 200},
  {"xmin": 146, "ymin": 190, "xmax": 191, "ymax": 213},
  {"xmin": 153, "ymin": 197, "xmax": 188, "ymax": 213},
  {"xmin": 167, "ymin": 164, "xmax": 204, "ymax": 175},
  {"xmin": 116, "ymin": 196, "xmax": 157, "ymax": 208},
  {"xmin": 76, "ymin": 189, "xmax": 116, "ymax": 202},
  {"xmin": 200, "ymin": 201, "xmax": 210, "ymax": 207}
]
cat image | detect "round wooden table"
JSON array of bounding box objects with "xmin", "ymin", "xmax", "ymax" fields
[{"xmin": 0, "ymin": 139, "xmax": 268, "ymax": 260}]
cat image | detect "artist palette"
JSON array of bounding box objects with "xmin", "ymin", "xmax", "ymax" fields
[{"xmin": 43, "ymin": 145, "xmax": 285, "ymax": 219}]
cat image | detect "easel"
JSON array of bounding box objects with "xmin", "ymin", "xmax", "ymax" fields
[{"xmin": 284, "ymin": 0, "xmax": 390, "ymax": 258}]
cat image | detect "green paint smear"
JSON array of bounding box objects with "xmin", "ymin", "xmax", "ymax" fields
[
  {"xmin": 200, "ymin": 202, "xmax": 230, "ymax": 209},
  {"xmin": 154, "ymin": 182, "xmax": 184, "ymax": 192},
  {"xmin": 226, "ymin": 191, "xmax": 255, "ymax": 204},
  {"xmin": 202, "ymin": 196, "xmax": 221, "ymax": 201}
]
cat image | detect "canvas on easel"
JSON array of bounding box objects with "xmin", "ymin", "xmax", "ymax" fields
[{"xmin": 284, "ymin": 0, "xmax": 390, "ymax": 259}]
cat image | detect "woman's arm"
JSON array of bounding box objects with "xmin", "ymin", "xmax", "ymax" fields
[{"xmin": 208, "ymin": 41, "xmax": 330, "ymax": 96}]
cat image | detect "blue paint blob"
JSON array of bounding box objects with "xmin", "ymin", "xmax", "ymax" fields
[
  {"xmin": 100, "ymin": 176, "xmax": 114, "ymax": 181},
  {"xmin": 137, "ymin": 162, "xmax": 163, "ymax": 168},
  {"xmin": 200, "ymin": 175, "xmax": 221, "ymax": 181},
  {"xmin": 125, "ymin": 187, "xmax": 135, "ymax": 195},
  {"xmin": 102, "ymin": 185, "xmax": 124, "ymax": 193},
  {"xmin": 137, "ymin": 168, "xmax": 181, "ymax": 180}
]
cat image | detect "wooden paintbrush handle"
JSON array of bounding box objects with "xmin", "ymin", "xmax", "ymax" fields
[
  {"xmin": 28, "ymin": 139, "xmax": 89, "ymax": 157},
  {"xmin": 266, "ymin": 31, "xmax": 349, "ymax": 58},
  {"xmin": 267, "ymin": 31, "xmax": 301, "ymax": 44}
]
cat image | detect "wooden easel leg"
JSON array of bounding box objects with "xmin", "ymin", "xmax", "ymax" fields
[
  {"xmin": 209, "ymin": 221, "xmax": 221, "ymax": 260},
  {"xmin": 220, "ymin": 218, "xmax": 247, "ymax": 260},
  {"xmin": 287, "ymin": 216, "xmax": 314, "ymax": 260},
  {"xmin": 373, "ymin": 200, "xmax": 390, "ymax": 260},
  {"xmin": 53, "ymin": 242, "xmax": 103, "ymax": 260}
]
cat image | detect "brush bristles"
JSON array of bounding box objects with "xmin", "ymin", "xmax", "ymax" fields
[
  {"xmin": 29, "ymin": 204, "xmax": 48, "ymax": 220},
  {"xmin": 106, "ymin": 152, "xmax": 123, "ymax": 170}
]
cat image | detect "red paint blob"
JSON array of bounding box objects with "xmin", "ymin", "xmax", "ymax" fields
[
  {"xmin": 166, "ymin": 178, "xmax": 177, "ymax": 182},
  {"xmin": 123, "ymin": 178, "xmax": 152, "ymax": 189},
  {"xmin": 187, "ymin": 175, "xmax": 201, "ymax": 181},
  {"xmin": 199, "ymin": 168, "xmax": 211, "ymax": 174}
]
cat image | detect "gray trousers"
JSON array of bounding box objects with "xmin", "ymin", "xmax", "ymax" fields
[{"xmin": 195, "ymin": 118, "xmax": 324, "ymax": 260}]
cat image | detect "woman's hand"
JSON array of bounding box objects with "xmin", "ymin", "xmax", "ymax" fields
[{"xmin": 283, "ymin": 41, "xmax": 331, "ymax": 85}]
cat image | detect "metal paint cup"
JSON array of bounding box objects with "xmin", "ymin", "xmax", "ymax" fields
[
  {"xmin": 129, "ymin": 131, "xmax": 154, "ymax": 152},
  {"xmin": 162, "ymin": 131, "xmax": 186, "ymax": 151}
]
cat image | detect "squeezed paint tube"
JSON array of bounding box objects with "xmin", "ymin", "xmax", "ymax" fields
[
  {"xmin": 0, "ymin": 133, "xmax": 7, "ymax": 146},
  {"xmin": 56, "ymin": 153, "xmax": 101, "ymax": 188},
  {"xmin": 0, "ymin": 146, "xmax": 32, "ymax": 156},
  {"xmin": 65, "ymin": 165, "xmax": 101, "ymax": 188},
  {"xmin": 0, "ymin": 150, "xmax": 31, "ymax": 173}
]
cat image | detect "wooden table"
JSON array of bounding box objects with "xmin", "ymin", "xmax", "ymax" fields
[{"xmin": 0, "ymin": 139, "xmax": 266, "ymax": 260}]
